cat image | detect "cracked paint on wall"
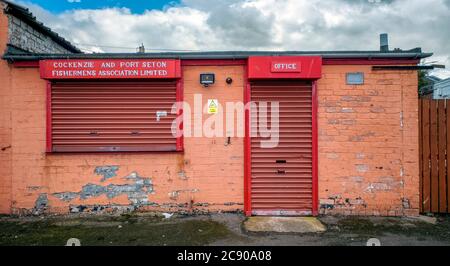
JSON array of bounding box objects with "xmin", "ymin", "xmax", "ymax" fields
[
  {"xmin": 52, "ymin": 171, "xmax": 154, "ymax": 206},
  {"xmin": 33, "ymin": 193, "xmax": 48, "ymax": 215},
  {"xmin": 94, "ymin": 165, "xmax": 119, "ymax": 182},
  {"xmin": 168, "ymin": 189, "xmax": 200, "ymax": 200},
  {"xmin": 364, "ymin": 177, "xmax": 403, "ymax": 193},
  {"xmin": 53, "ymin": 192, "xmax": 79, "ymax": 202}
]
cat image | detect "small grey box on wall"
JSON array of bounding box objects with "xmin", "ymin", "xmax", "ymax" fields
[{"xmin": 346, "ymin": 72, "xmax": 364, "ymax": 85}]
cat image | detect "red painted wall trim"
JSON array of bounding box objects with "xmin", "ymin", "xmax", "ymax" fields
[
  {"xmin": 12, "ymin": 61, "xmax": 39, "ymax": 68},
  {"xmin": 181, "ymin": 59, "xmax": 247, "ymax": 66},
  {"xmin": 312, "ymin": 80, "xmax": 319, "ymax": 216},
  {"xmin": 323, "ymin": 58, "xmax": 419, "ymax": 65},
  {"xmin": 46, "ymin": 81, "xmax": 52, "ymax": 153},
  {"xmin": 244, "ymin": 63, "xmax": 252, "ymax": 217},
  {"xmin": 176, "ymin": 68, "xmax": 184, "ymax": 152}
]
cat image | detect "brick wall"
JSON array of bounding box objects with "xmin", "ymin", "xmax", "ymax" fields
[
  {"xmin": 0, "ymin": 3, "xmax": 12, "ymax": 214},
  {"xmin": 0, "ymin": 47, "xmax": 420, "ymax": 215},
  {"xmin": 3, "ymin": 65, "xmax": 244, "ymax": 215},
  {"xmin": 6, "ymin": 13, "xmax": 72, "ymax": 54},
  {"xmin": 317, "ymin": 65, "xmax": 419, "ymax": 216}
]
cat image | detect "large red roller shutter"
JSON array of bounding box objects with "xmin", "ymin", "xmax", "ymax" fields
[
  {"xmin": 49, "ymin": 80, "xmax": 178, "ymax": 152},
  {"xmin": 250, "ymin": 80, "xmax": 313, "ymax": 215}
]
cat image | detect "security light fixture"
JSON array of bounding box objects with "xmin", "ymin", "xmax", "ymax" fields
[{"xmin": 200, "ymin": 73, "xmax": 215, "ymax": 87}]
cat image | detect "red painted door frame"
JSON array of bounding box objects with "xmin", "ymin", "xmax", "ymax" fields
[
  {"xmin": 175, "ymin": 72, "xmax": 184, "ymax": 152},
  {"xmin": 311, "ymin": 80, "xmax": 319, "ymax": 216},
  {"xmin": 244, "ymin": 69, "xmax": 252, "ymax": 216},
  {"xmin": 244, "ymin": 59, "xmax": 320, "ymax": 217}
]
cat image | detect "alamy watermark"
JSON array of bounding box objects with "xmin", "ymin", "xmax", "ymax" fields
[{"xmin": 169, "ymin": 94, "xmax": 280, "ymax": 148}]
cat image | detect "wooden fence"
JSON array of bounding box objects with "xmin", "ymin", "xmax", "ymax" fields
[{"xmin": 419, "ymin": 98, "xmax": 450, "ymax": 213}]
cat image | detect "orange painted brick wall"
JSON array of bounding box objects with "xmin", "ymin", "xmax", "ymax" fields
[
  {"xmin": 317, "ymin": 65, "xmax": 419, "ymax": 216},
  {"xmin": 2, "ymin": 64, "xmax": 244, "ymax": 214},
  {"xmin": 0, "ymin": 52, "xmax": 419, "ymax": 216},
  {"xmin": 0, "ymin": 7, "xmax": 13, "ymax": 214}
]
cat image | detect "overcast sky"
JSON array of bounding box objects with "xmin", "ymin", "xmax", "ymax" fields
[{"xmin": 13, "ymin": 0, "xmax": 450, "ymax": 78}]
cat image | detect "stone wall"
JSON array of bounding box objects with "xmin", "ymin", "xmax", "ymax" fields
[{"xmin": 7, "ymin": 13, "xmax": 73, "ymax": 54}]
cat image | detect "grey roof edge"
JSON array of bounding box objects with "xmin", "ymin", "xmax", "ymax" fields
[
  {"xmin": 2, "ymin": 0, "xmax": 82, "ymax": 53},
  {"xmin": 2, "ymin": 49, "xmax": 433, "ymax": 61}
]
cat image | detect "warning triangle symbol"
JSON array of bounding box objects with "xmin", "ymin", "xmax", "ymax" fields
[{"xmin": 209, "ymin": 100, "xmax": 217, "ymax": 108}]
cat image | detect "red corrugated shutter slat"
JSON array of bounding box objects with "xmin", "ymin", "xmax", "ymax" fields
[
  {"xmin": 250, "ymin": 81, "xmax": 313, "ymax": 214},
  {"xmin": 51, "ymin": 81, "xmax": 177, "ymax": 152}
]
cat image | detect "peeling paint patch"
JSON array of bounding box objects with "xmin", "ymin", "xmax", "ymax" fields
[
  {"xmin": 169, "ymin": 191, "xmax": 179, "ymax": 200},
  {"xmin": 365, "ymin": 183, "xmax": 391, "ymax": 192},
  {"xmin": 66, "ymin": 202, "xmax": 235, "ymax": 214},
  {"xmin": 320, "ymin": 195, "xmax": 367, "ymax": 212},
  {"xmin": 194, "ymin": 202, "xmax": 210, "ymax": 207},
  {"xmin": 33, "ymin": 193, "xmax": 48, "ymax": 215},
  {"xmin": 53, "ymin": 192, "xmax": 79, "ymax": 202},
  {"xmin": 54, "ymin": 171, "xmax": 154, "ymax": 207},
  {"xmin": 178, "ymin": 170, "xmax": 188, "ymax": 180},
  {"xmin": 365, "ymin": 176, "xmax": 403, "ymax": 193},
  {"xmin": 81, "ymin": 184, "xmax": 107, "ymax": 199},
  {"xmin": 70, "ymin": 205, "xmax": 87, "ymax": 213},
  {"xmin": 402, "ymin": 198, "xmax": 411, "ymax": 209},
  {"xmin": 81, "ymin": 172, "xmax": 154, "ymax": 205},
  {"xmin": 69, "ymin": 204, "xmax": 136, "ymax": 213},
  {"xmin": 168, "ymin": 189, "xmax": 199, "ymax": 200},
  {"xmin": 94, "ymin": 165, "xmax": 119, "ymax": 182}
]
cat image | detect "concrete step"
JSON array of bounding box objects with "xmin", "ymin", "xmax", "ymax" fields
[{"xmin": 243, "ymin": 216, "xmax": 326, "ymax": 233}]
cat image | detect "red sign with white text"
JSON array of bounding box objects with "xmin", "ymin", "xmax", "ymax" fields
[
  {"xmin": 40, "ymin": 59, "xmax": 181, "ymax": 79},
  {"xmin": 248, "ymin": 56, "xmax": 322, "ymax": 79},
  {"xmin": 271, "ymin": 61, "xmax": 301, "ymax": 73}
]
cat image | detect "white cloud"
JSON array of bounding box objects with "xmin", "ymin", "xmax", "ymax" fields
[{"xmin": 15, "ymin": 0, "xmax": 450, "ymax": 77}]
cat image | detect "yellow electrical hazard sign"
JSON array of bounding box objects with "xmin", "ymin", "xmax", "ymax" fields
[{"xmin": 207, "ymin": 99, "xmax": 218, "ymax": 114}]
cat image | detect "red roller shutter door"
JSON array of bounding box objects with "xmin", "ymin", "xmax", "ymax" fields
[
  {"xmin": 250, "ymin": 80, "xmax": 313, "ymax": 215},
  {"xmin": 50, "ymin": 80, "xmax": 178, "ymax": 152}
]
